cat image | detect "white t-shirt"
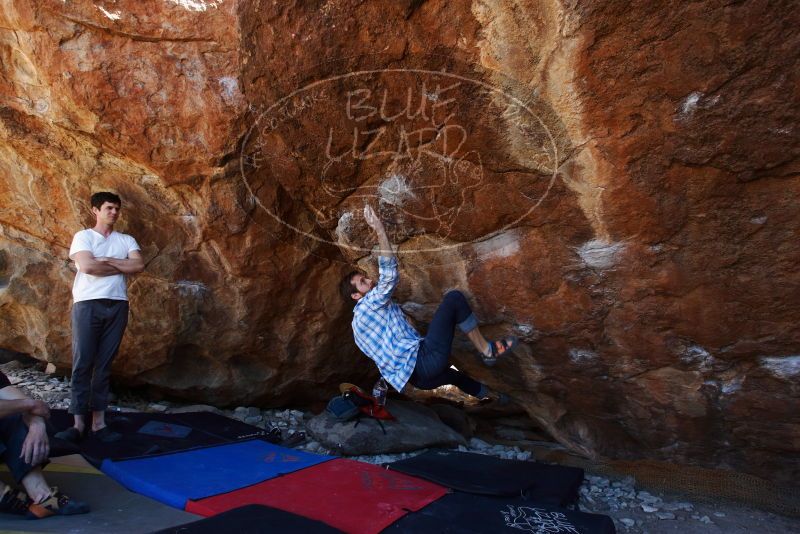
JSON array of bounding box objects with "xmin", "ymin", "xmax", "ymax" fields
[{"xmin": 69, "ymin": 229, "xmax": 140, "ymax": 303}]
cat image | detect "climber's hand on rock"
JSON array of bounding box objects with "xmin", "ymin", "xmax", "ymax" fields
[{"xmin": 364, "ymin": 204, "xmax": 383, "ymax": 232}]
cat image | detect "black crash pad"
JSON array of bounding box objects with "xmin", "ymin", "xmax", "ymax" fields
[
  {"xmin": 48, "ymin": 409, "xmax": 270, "ymax": 466},
  {"xmin": 151, "ymin": 504, "xmax": 344, "ymax": 534},
  {"xmin": 387, "ymin": 449, "xmax": 584, "ymax": 506},
  {"xmin": 384, "ymin": 492, "xmax": 616, "ymax": 534}
]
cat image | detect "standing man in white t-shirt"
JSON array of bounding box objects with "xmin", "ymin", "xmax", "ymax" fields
[{"xmin": 55, "ymin": 192, "xmax": 143, "ymax": 443}]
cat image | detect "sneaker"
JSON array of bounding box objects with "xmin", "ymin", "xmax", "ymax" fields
[
  {"xmin": 0, "ymin": 486, "xmax": 31, "ymax": 516},
  {"xmin": 53, "ymin": 426, "xmax": 84, "ymax": 444},
  {"xmin": 89, "ymin": 426, "xmax": 121, "ymax": 443},
  {"xmin": 26, "ymin": 487, "xmax": 89, "ymax": 519}
]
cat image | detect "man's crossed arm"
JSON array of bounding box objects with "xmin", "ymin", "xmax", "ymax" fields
[{"xmin": 72, "ymin": 250, "xmax": 144, "ymax": 276}]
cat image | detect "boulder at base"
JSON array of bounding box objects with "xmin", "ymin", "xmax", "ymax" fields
[
  {"xmin": 307, "ymin": 400, "xmax": 467, "ymax": 455},
  {"xmin": 428, "ymin": 403, "xmax": 475, "ymax": 439}
]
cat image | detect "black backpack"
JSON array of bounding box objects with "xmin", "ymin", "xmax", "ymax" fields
[
  {"xmin": 325, "ymin": 394, "xmax": 360, "ymax": 421},
  {"xmin": 325, "ymin": 390, "xmax": 391, "ymax": 434}
]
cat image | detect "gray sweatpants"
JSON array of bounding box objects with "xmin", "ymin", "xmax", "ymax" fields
[{"xmin": 70, "ymin": 299, "xmax": 129, "ymax": 415}]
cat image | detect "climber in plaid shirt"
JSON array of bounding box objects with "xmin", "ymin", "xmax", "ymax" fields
[{"xmin": 341, "ymin": 205, "xmax": 517, "ymax": 401}]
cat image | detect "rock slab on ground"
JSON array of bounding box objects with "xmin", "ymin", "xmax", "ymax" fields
[
  {"xmin": 428, "ymin": 403, "xmax": 475, "ymax": 439},
  {"xmin": 307, "ymin": 400, "xmax": 467, "ymax": 455}
]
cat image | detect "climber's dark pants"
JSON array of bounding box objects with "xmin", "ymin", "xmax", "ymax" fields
[
  {"xmin": 70, "ymin": 299, "xmax": 129, "ymax": 415},
  {"xmin": 410, "ymin": 291, "xmax": 486, "ymax": 397}
]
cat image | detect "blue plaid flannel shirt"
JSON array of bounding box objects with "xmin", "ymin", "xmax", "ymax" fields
[{"xmin": 352, "ymin": 255, "xmax": 422, "ymax": 392}]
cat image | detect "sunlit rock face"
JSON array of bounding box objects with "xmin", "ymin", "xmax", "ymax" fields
[{"xmin": 1, "ymin": 0, "xmax": 798, "ymax": 482}]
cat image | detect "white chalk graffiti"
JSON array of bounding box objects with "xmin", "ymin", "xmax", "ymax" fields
[
  {"xmin": 501, "ymin": 506, "xmax": 580, "ymax": 533},
  {"xmin": 239, "ymin": 66, "xmax": 562, "ymax": 256},
  {"xmin": 314, "ymin": 81, "xmax": 486, "ymax": 238}
]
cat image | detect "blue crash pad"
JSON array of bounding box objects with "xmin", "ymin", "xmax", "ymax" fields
[{"xmin": 100, "ymin": 439, "xmax": 333, "ymax": 509}]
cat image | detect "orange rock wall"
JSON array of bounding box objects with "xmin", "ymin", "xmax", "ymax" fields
[{"xmin": 1, "ymin": 0, "xmax": 798, "ymax": 482}]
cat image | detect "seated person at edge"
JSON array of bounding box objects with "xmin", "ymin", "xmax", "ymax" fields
[
  {"xmin": 0, "ymin": 371, "xmax": 89, "ymax": 518},
  {"xmin": 341, "ymin": 205, "xmax": 518, "ymax": 402}
]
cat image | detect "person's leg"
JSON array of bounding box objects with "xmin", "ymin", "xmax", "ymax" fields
[
  {"xmin": 21, "ymin": 452, "xmax": 90, "ymax": 518},
  {"xmin": 422, "ymin": 290, "xmax": 505, "ymax": 360},
  {"xmin": 411, "ymin": 342, "xmax": 451, "ymax": 385},
  {"xmin": 26, "ymin": 481, "xmax": 90, "ymax": 518},
  {"xmin": 69, "ymin": 301, "xmax": 101, "ymax": 433},
  {"xmin": 412, "ymin": 291, "xmax": 514, "ymax": 400},
  {"xmin": 415, "ymin": 290, "xmax": 485, "ymax": 381},
  {"xmin": 410, "ymin": 367, "xmax": 509, "ymax": 403},
  {"xmin": 466, "ymin": 328, "xmax": 490, "ymax": 356},
  {"xmin": 89, "ymin": 301, "xmax": 128, "ymax": 433},
  {"xmin": 411, "ymin": 365, "xmax": 486, "ymax": 397},
  {"xmin": 20, "ymin": 469, "xmax": 50, "ymax": 504},
  {"xmin": 24, "ymin": 465, "xmax": 90, "ymax": 518},
  {"xmin": 0, "ymin": 416, "xmax": 90, "ymax": 518},
  {"xmin": 422, "ymin": 290, "xmax": 481, "ymax": 359},
  {"xmin": 0, "ymin": 416, "xmax": 89, "ymax": 518},
  {"xmin": 91, "ymin": 409, "xmax": 106, "ymax": 432},
  {"xmin": 72, "ymin": 414, "xmax": 87, "ymax": 434},
  {"xmin": 0, "ymin": 416, "xmax": 37, "ymax": 515},
  {"xmin": 410, "ymin": 340, "xmax": 485, "ymax": 398},
  {"xmin": 0, "ymin": 414, "xmax": 49, "ymax": 503}
]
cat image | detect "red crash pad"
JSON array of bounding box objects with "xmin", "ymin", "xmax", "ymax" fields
[{"xmin": 187, "ymin": 458, "xmax": 448, "ymax": 534}]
